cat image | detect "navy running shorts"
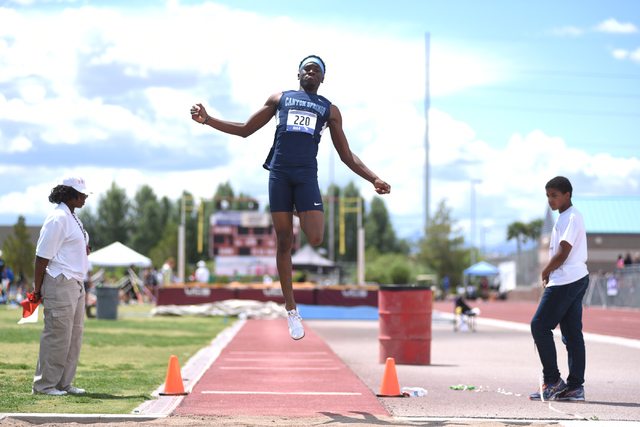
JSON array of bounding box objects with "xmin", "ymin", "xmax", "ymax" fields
[{"xmin": 268, "ymin": 167, "xmax": 324, "ymax": 213}]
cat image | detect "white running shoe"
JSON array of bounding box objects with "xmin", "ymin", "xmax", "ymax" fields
[
  {"xmin": 66, "ymin": 386, "xmax": 86, "ymax": 394},
  {"xmin": 287, "ymin": 308, "xmax": 305, "ymax": 340}
]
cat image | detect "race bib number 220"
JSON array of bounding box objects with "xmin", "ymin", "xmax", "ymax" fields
[{"xmin": 286, "ymin": 110, "xmax": 317, "ymax": 135}]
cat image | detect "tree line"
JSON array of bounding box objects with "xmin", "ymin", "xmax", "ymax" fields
[
  {"xmin": 2, "ymin": 181, "xmax": 543, "ymax": 287},
  {"xmin": 74, "ymin": 181, "xmax": 410, "ymax": 276}
]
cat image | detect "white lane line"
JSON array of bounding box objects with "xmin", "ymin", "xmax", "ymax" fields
[
  {"xmin": 223, "ymin": 358, "xmax": 333, "ymax": 362},
  {"xmin": 202, "ymin": 391, "xmax": 361, "ymax": 396},
  {"xmin": 437, "ymin": 311, "xmax": 640, "ymax": 349},
  {"xmin": 229, "ymin": 351, "xmax": 328, "ymax": 355},
  {"xmin": 218, "ymin": 367, "xmax": 340, "ymax": 370}
]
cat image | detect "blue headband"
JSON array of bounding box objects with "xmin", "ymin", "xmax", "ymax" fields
[{"xmin": 299, "ymin": 57, "xmax": 325, "ymax": 75}]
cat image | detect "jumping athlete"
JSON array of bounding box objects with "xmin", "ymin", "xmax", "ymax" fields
[{"xmin": 191, "ymin": 55, "xmax": 391, "ymax": 340}]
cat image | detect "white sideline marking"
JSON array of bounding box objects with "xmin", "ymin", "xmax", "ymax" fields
[
  {"xmin": 229, "ymin": 351, "xmax": 328, "ymax": 355},
  {"xmin": 218, "ymin": 366, "xmax": 340, "ymax": 370},
  {"xmin": 437, "ymin": 311, "xmax": 640, "ymax": 349},
  {"xmin": 224, "ymin": 358, "xmax": 333, "ymax": 362},
  {"xmin": 202, "ymin": 391, "xmax": 361, "ymax": 396}
]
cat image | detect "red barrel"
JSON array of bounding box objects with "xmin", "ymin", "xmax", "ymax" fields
[{"xmin": 378, "ymin": 285, "xmax": 432, "ymax": 365}]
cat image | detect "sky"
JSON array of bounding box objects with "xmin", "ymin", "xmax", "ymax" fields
[{"xmin": 0, "ymin": 0, "xmax": 639, "ymax": 254}]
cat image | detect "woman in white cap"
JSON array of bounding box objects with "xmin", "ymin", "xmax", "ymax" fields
[{"xmin": 31, "ymin": 173, "xmax": 91, "ymax": 396}]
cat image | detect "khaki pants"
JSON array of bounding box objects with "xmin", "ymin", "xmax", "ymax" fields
[{"xmin": 33, "ymin": 273, "xmax": 85, "ymax": 394}]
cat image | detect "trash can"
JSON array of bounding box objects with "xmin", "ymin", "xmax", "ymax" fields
[
  {"xmin": 378, "ymin": 284, "xmax": 432, "ymax": 365},
  {"xmin": 95, "ymin": 286, "xmax": 119, "ymax": 320}
]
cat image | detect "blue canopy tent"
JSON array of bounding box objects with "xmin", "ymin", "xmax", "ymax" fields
[
  {"xmin": 462, "ymin": 261, "xmax": 500, "ymax": 292},
  {"xmin": 463, "ymin": 261, "xmax": 499, "ymax": 277}
]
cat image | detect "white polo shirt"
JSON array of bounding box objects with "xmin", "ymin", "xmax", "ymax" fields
[
  {"xmin": 547, "ymin": 205, "xmax": 589, "ymax": 287},
  {"xmin": 36, "ymin": 203, "xmax": 90, "ymax": 282}
]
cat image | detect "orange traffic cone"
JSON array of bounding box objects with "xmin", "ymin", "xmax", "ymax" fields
[
  {"xmin": 159, "ymin": 355, "xmax": 188, "ymax": 396},
  {"xmin": 376, "ymin": 357, "xmax": 404, "ymax": 397}
]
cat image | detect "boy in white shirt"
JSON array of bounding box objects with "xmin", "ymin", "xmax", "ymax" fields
[{"xmin": 530, "ymin": 176, "xmax": 589, "ymax": 402}]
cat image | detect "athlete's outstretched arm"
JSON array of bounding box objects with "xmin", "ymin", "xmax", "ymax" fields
[
  {"xmin": 191, "ymin": 93, "xmax": 282, "ymax": 138},
  {"xmin": 328, "ymin": 105, "xmax": 390, "ymax": 195}
]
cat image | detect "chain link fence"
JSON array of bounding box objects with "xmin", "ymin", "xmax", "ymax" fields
[{"xmin": 586, "ymin": 266, "xmax": 640, "ymax": 309}]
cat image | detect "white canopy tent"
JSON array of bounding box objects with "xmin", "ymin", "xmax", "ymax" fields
[{"xmin": 88, "ymin": 241, "xmax": 152, "ymax": 268}]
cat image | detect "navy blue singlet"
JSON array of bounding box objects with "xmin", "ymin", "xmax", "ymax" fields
[
  {"xmin": 264, "ymin": 90, "xmax": 332, "ymax": 213},
  {"xmin": 263, "ymin": 90, "xmax": 332, "ymax": 170}
]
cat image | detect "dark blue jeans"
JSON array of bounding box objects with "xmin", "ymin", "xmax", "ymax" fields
[{"xmin": 530, "ymin": 275, "xmax": 589, "ymax": 388}]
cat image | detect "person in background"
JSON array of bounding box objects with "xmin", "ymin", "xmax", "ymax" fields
[
  {"xmin": 143, "ymin": 266, "xmax": 158, "ymax": 294},
  {"xmin": 0, "ymin": 262, "xmax": 13, "ymax": 302},
  {"xmin": 160, "ymin": 257, "xmax": 176, "ymax": 286},
  {"xmin": 480, "ymin": 277, "xmax": 489, "ymax": 301},
  {"xmin": 442, "ymin": 276, "xmax": 450, "ymax": 299},
  {"xmin": 83, "ymin": 268, "xmax": 92, "ymax": 303},
  {"xmin": 194, "ymin": 261, "xmax": 210, "ymax": 283},
  {"xmin": 16, "ymin": 267, "xmax": 27, "ymax": 300},
  {"xmin": 32, "ymin": 173, "xmax": 91, "ymax": 396}
]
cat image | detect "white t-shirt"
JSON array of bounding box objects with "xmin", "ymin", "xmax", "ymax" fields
[
  {"xmin": 547, "ymin": 205, "xmax": 589, "ymax": 287},
  {"xmin": 36, "ymin": 203, "xmax": 90, "ymax": 282},
  {"xmin": 195, "ymin": 267, "xmax": 210, "ymax": 283}
]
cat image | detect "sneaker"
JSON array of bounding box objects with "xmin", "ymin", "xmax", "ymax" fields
[
  {"xmin": 32, "ymin": 389, "xmax": 67, "ymax": 396},
  {"xmin": 555, "ymin": 386, "xmax": 585, "ymax": 401},
  {"xmin": 287, "ymin": 308, "xmax": 305, "ymax": 340},
  {"xmin": 65, "ymin": 386, "xmax": 86, "ymax": 394},
  {"xmin": 529, "ymin": 378, "xmax": 567, "ymax": 401}
]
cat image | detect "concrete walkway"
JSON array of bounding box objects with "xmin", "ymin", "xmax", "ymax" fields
[{"xmin": 308, "ymin": 304, "xmax": 640, "ymax": 423}]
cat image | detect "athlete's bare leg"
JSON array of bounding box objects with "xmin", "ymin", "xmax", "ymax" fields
[
  {"xmin": 298, "ymin": 210, "xmax": 325, "ymax": 246},
  {"xmin": 271, "ymin": 211, "xmax": 296, "ymax": 311},
  {"xmin": 271, "ymin": 210, "xmax": 325, "ymax": 311}
]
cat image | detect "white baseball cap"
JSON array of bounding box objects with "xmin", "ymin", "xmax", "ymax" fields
[
  {"xmin": 197, "ymin": 260, "xmax": 206, "ymax": 268},
  {"xmin": 56, "ymin": 173, "xmax": 91, "ymax": 194}
]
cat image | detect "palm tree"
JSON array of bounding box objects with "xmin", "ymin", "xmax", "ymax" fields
[
  {"xmin": 526, "ymin": 219, "xmax": 543, "ymax": 242},
  {"xmin": 507, "ymin": 218, "xmax": 544, "ymax": 285},
  {"xmin": 506, "ymin": 221, "xmax": 529, "ymax": 257}
]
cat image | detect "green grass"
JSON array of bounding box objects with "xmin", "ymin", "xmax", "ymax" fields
[{"xmin": 0, "ymin": 302, "xmax": 232, "ymax": 414}]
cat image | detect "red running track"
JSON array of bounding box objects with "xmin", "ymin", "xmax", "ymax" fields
[
  {"xmin": 433, "ymin": 300, "xmax": 640, "ymax": 340},
  {"xmin": 174, "ymin": 318, "xmax": 389, "ymax": 418}
]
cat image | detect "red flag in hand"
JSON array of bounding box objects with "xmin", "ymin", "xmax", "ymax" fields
[{"xmin": 19, "ymin": 293, "xmax": 41, "ymax": 324}]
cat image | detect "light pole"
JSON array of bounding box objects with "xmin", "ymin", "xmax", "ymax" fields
[
  {"xmin": 424, "ymin": 32, "xmax": 431, "ymax": 230},
  {"xmin": 481, "ymin": 225, "xmax": 490, "ymax": 257},
  {"xmin": 470, "ymin": 179, "xmax": 482, "ymax": 266}
]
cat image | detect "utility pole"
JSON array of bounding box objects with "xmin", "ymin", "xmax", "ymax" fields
[
  {"xmin": 178, "ymin": 196, "xmax": 186, "ymax": 283},
  {"xmin": 470, "ymin": 179, "xmax": 482, "ymax": 266},
  {"xmin": 329, "ymin": 149, "xmax": 335, "ymax": 262},
  {"xmin": 425, "ymin": 32, "xmax": 431, "ymax": 230}
]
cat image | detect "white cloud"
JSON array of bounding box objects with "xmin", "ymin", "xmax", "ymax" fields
[
  {"xmin": 0, "ymin": 127, "xmax": 32, "ymax": 153},
  {"xmin": 609, "ymin": 46, "xmax": 640, "ymax": 64},
  {"xmin": 9, "ymin": 136, "xmax": 32, "ymax": 152},
  {"xmin": 8, "ymin": 0, "xmax": 78, "ymax": 4},
  {"xmin": 612, "ymin": 48, "xmax": 629, "ymax": 59},
  {"xmin": 550, "ymin": 18, "xmax": 638, "ymax": 37},
  {"xmin": 0, "ymin": 181, "xmax": 54, "ymax": 217},
  {"xmin": 1, "ymin": 2, "xmax": 639, "ymax": 252},
  {"xmin": 550, "ymin": 26, "xmax": 584, "ymax": 36},
  {"xmin": 594, "ymin": 18, "xmax": 638, "ymax": 34}
]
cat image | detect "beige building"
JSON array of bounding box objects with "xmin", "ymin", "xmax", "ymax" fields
[{"xmin": 539, "ymin": 197, "xmax": 640, "ymax": 274}]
